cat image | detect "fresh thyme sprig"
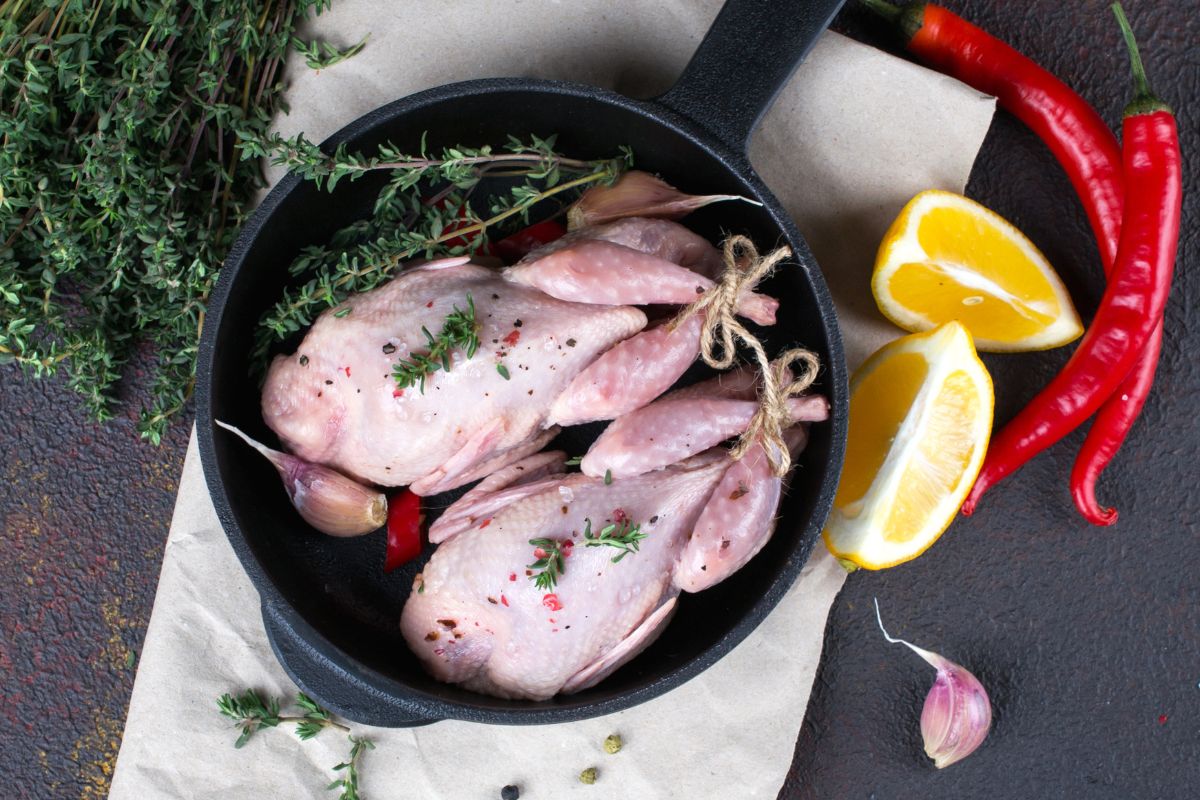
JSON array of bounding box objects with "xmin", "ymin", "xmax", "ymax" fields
[
  {"xmin": 248, "ymin": 135, "xmax": 633, "ymax": 370},
  {"xmin": 392, "ymin": 295, "xmax": 480, "ymax": 391},
  {"xmin": 217, "ymin": 690, "xmax": 371, "ymax": 799},
  {"xmin": 328, "ymin": 736, "xmax": 375, "ymax": 800},
  {"xmin": 217, "ymin": 690, "xmax": 350, "ymax": 747},
  {"xmin": 0, "ymin": 0, "xmax": 332, "ymax": 443},
  {"xmin": 293, "ymin": 33, "xmax": 369, "ymax": 70},
  {"xmin": 246, "ymin": 132, "xmax": 619, "ymax": 192},
  {"xmin": 584, "ymin": 518, "xmax": 647, "ymax": 563},
  {"xmin": 528, "ymin": 538, "xmax": 567, "ymax": 591},
  {"xmin": 217, "ymin": 690, "xmax": 283, "ymax": 748}
]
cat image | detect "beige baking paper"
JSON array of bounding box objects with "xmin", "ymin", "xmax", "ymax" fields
[{"xmin": 109, "ymin": 1, "xmax": 994, "ymax": 797}]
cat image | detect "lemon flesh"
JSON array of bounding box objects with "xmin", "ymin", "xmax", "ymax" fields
[
  {"xmin": 823, "ymin": 322, "xmax": 993, "ymax": 570},
  {"xmin": 873, "ymin": 190, "xmax": 1083, "ymax": 352}
]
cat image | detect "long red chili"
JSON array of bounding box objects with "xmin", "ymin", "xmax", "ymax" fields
[
  {"xmin": 860, "ymin": 0, "xmax": 1124, "ymax": 253},
  {"xmin": 1071, "ymin": 323, "xmax": 1162, "ymax": 523},
  {"xmin": 963, "ymin": 9, "xmax": 1182, "ymax": 513},
  {"xmin": 1068, "ymin": 7, "xmax": 1179, "ymax": 524},
  {"xmin": 863, "ymin": 1, "xmax": 1174, "ymax": 522}
]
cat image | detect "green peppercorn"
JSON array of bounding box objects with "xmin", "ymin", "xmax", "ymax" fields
[
  {"xmin": 603, "ymin": 734, "xmax": 623, "ymax": 754},
  {"xmin": 579, "ymin": 767, "xmax": 598, "ymax": 785}
]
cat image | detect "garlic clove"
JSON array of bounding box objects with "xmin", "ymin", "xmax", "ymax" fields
[
  {"xmin": 566, "ymin": 170, "xmax": 758, "ymax": 230},
  {"xmin": 875, "ymin": 598, "xmax": 992, "ymax": 769},
  {"xmin": 918, "ymin": 653, "xmax": 992, "ymax": 769},
  {"xmin": 216, "ymin": 420, "xmax": 386, "ymax": 537}
]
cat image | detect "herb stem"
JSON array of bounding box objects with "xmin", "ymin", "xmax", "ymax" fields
[
  {"xmin": 277, "ymin": 715, "xmax": 352, "ymax": 733},
  {"xmin": 335, "ymin": 151, "xmax": 597, "ymax": 177},
  {"xmin": 426, "ymin": 169, "xmax": 612, "ymax": 247}
]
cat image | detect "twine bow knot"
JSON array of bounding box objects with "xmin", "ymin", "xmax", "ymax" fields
[{"xmin": 671, "ymin": 236, "xmax": 820, "ymax": 476}]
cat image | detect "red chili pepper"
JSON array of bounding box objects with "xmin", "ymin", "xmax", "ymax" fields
[
  {"xmin": 963, "ymin": 7, "xmax": 1182, "ymax": 514},
  {"xmin": 862, "ymin": 1, "xmax": 1124, "ymax": 253},
  {"xmin": 864, "ymin": 1, "xmax": 1176, "ymax": 522},
  {"xmin": 385, "ymin": 489, "xmax": 423, "ymax": 572},
  {"xmin": 425, "ymin": 195, "xmax": 484, "ymax": 251},
  {"xmin": 1072, "ymin": 324, "xmax": 1163, "ymax": 523},
  {"xmin": 491, "ymin": 219, "xmax": 567, "ymax": 264},
  {"xmin": 1069, "ymin": 7, "xmax": 1179, "ymax": 524}
]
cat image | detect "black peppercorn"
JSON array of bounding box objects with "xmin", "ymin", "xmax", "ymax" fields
[{"xmin": 500, "ymin": 784, "xmax": 520, "ymax": 800}]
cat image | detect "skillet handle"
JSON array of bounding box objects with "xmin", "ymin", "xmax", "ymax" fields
[
  {"xmin": 261, "ymin": 600, "xmax": 438, "ymax": 728},
  {"xmin": 656, "ymin": 0, "xmax": 847, "ymax": 153}
]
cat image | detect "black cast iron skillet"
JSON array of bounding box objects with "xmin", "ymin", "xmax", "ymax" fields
[{"xmin": 198, "ymin": 0, "xmax": 848, "ymax": 726}]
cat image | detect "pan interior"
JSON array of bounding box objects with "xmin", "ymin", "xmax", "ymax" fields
[{"xmin": 206, "ymin": 84, "xmax": 841, "ymax": 719}]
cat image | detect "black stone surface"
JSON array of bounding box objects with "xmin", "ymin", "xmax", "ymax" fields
[
  {"xmin": 788, "ymin": 3, "xmax": 1200, "ymax": 799},
  {"xmin": 0, "ymin": 2, "xmax": 1196, "ymax": 797}
]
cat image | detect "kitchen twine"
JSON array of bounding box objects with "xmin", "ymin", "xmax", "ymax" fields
[{"xmin": 671, "ymin": 235, "xmax": 821, "ymax": 476}]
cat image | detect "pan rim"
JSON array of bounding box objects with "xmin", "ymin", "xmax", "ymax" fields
[{"xmin": 197, "ymin": 75, "xmax": 848, "ymax": 725}]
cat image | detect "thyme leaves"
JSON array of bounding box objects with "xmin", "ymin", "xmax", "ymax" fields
[
  {"xmin": 583, "ymin": 517, "xmax": 646, "ymax": 563},
  {"xmin": 248, "ymin": 135, "xmax": 633, "ymax": 370},
  {"xmin": 391, "ymin": 295, "xmax": 480, "ymax": 392},
  {"xmin": 0, "ymin": 0, "xmax": 331, "ymax": 443},
  {"xmin": 217, "ymin": 689, "xmax": 372, "ymax": 799},
  {"xmin": 293, "ymin": 33, "xmax": 369, "ymax": 70},
  {"xmin": 527, "ymin": 538, "xmax": 566, "ymax": 591}
]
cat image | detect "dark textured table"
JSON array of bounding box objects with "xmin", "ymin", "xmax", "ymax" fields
[{"xmin": 1, "ymin": 2, "xmax": 1196, "ymax": 798}]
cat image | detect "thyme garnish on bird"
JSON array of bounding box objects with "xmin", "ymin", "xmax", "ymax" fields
[
  {"xmin": 247, "ymin": 134, "xmax": 633, "ymax": 369},
  {"xmin": 293, "ymin": 33, "xmax": 369, "ymax": 70},
  {"xmin": 527, "ymin": 538, "xmax": 567, "ymax": 590},
  {"xmin": 217, "ymin": 690, "xmax": 372, "ymax": 799},
  {"xmin": 392, "ymin": 295, "xmax": 480, "ymax": 391},
  {"xmin": 0, "ymin": 0, "xmax": 332, "ymax": 444},
  {"xmin": 584, "ymin": 518, "xmax": 647, "ymax": 562}
]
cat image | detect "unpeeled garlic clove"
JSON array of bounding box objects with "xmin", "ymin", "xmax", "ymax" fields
[
  {"xmin": 875, "ymin": 599, "xmax": 992, "ymax": 769},
  {"xmin": 566, "ymin": 170, "xmax": 757, "ymax": 230},
  {"xmin": 216, "ymin": 420, "xmax": 386, "ymax": 537}
]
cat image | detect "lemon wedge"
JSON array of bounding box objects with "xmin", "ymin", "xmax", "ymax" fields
[
  {"xmin": 824, "ymin": 322, "xmax": 993, "ymax": 570},
  {"xmin": 872, "ymin": 190, "xmax": 1083, "ymax": 352}
]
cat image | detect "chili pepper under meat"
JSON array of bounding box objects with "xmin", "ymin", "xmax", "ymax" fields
[
  {"xmin": 963, "ymin": 6, "xmax": 1182, "ymax": 514},
  {"xmin": 863, "ymin": 0, "xmax": 1174, "ymax": 522},
  {"xmin": 1069, "ymin": 6, "xmax": 1179, "ymax": 525},
  {"xmin": 385, "ymin": 489, "xmax": 424, "ymax": 571},
  {"xmin": 492, "ymin": 219, "xmax": 567, "ymax": 264}
]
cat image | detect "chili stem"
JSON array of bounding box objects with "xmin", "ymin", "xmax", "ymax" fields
[
  {"xmin": 858, "ymin": 0, "xmax": 902, "ymax": 22},
  {"xmin": 1111, "ymin": 4, "xmax": 1151, "ymax": 99},
  {"xmin": 1111, "ymin": 3, "xmax": 1171, "ymax": 114}
]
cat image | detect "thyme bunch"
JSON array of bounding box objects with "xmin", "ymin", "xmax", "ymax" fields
[
  {"xmin": 0, "ymin": 0, "xmax": 331, "ymax": 443},
  {"xmin": 217, "ymin": 689, "xmax": 372, "ymax": 799},
  {"xmin": 247, "ymin": 133, "xmax": 633, "ymax": 369}
]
